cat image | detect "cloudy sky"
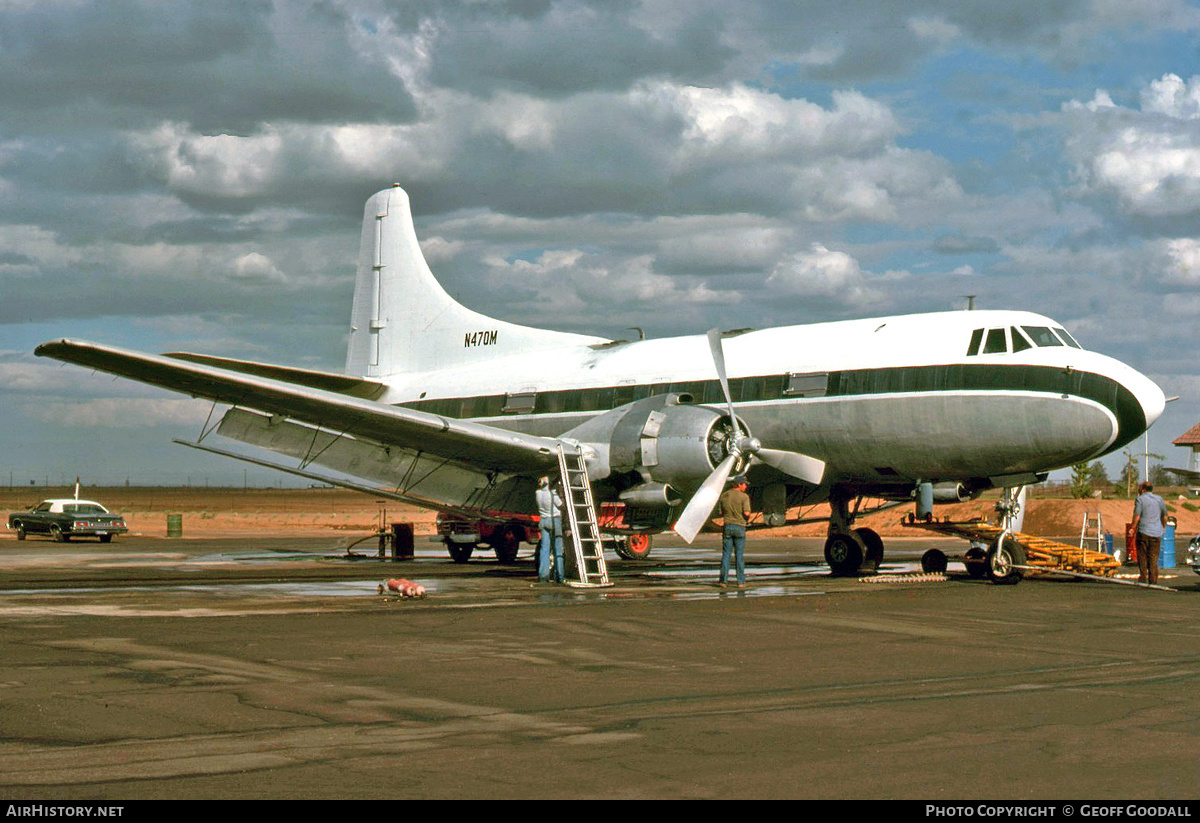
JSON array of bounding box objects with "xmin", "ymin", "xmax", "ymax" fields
[{"xmin": 4, "ymin": 0, "xmax": 1200, "ymax": 488}]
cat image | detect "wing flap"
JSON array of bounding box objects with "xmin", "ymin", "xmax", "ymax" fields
[{"xmin": 36, "ymin": 339, "xmax": 562, "ymax": 474}]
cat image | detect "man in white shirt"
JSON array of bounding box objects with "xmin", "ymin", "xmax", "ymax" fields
[{"xmin": 536, "ymin": 476, "xmax": 564, "ymax": 583}]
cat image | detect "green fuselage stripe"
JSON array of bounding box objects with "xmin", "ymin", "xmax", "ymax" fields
[{"xmin": 399, "ymin": 363, "xmax": 1145, "ymax": 454}]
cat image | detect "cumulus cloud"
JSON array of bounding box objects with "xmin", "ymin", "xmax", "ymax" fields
[
  {"xmin": 1065, "ymin": 73, "xmax": 1200, "ymax": 217},
  {"xmin": 765, "ymin": 243, "xmax": 885, "ymax": 307},
  {"xmin": 1157, "ymin": 237, "xmax": 1200, "ymax": 286},
  {"xmin": 481, "ymin": 247, "xmax": 738, "ymax": 325},
  {"xmin": 4, "ymin": 1, "xmax": 1200, "ymax": 480},
  {"xmin": 231, "ymin": 252, "xmax": 287, "ymax": 284}
]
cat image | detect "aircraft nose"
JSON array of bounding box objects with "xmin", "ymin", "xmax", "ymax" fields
[{"xmin": 1129, "ymin": 368, "xmax": 1166, "ymax": 429}]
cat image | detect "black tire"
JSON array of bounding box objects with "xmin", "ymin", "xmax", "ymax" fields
[
  {"xmin": 987, "ymin": 534, "xmax": 1026, "ymax": 585},
  {"xmin": 921, "ymin": 549, "xmax": 948, "ymax": 573},
  {"xmin": 965, "ymin": 547, "xmax": 988, "ymax": 579},
  {"xmin": 824, "ymin": 532, "xmax": 866, "ymax": 576},
  {"xmin": 14, "ymin": 523, "xmax": 25, "ymax": 541},
  {"xmin": 50, "ymin": 524, "xmax": 67, "ymax": 543},
  {"xmin": 446, "ymin": 539, "xmax": 475, "ymax": 563},
  {"xmin": 99, "ymin": 534, "xmax": 113, "ymax": 544},
  {"xmin": 491, "ymin": 527, "xmax": 521, "ymax": 564},
  {"xmin": 855, "ymin": 527, "xmax": 884, "ymax": 573},
  {"xmin": 615, "ymin": 533, "xmax": 653, "ymax": 561}
]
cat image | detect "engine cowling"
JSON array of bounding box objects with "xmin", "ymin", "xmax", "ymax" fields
[{"xmin": 562, "ymin": 393, "xmax": 739, "ymax": 504}]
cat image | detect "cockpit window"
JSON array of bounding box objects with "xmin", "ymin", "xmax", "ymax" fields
[
  {"xmin": 967, "ymin": 328, "xmax": 984, "ymax": 356},
  {"xmin": 1054, "ymin": 327, "xmax": 1082, "ymax": 348},
  {"xmin": 1021, "ymin": 326, "xmax": 1063, "ymax": 347},
  {"xmin": 982, "ymin": 328, "xmax": 1007, "ymax": 354},
  {"xmin": 969, "ymin": 324, "xmax": 1080, "ymax": 356},
  {"xmin": 1010, "ymin": 327, "xmax": 1033, "ymax": 353}
]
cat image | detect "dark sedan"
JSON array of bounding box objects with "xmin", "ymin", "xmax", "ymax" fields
[{"xmin": 8, "ymin": 499, "xmax": 129, "ymax": 543}]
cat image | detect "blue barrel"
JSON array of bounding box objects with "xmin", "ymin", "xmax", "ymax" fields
[
  {"xmin": 1161, "ymin": 522, "xmax": 1176, "ymax": 568},
  {"xmin": 1104, "ymin": 533, "xmax": 1114, "ymax": 556}
]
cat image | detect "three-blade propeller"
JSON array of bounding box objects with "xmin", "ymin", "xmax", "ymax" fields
[{"xmin": 673, "ymin": 329, "xmax": 826, "ymax": 543}]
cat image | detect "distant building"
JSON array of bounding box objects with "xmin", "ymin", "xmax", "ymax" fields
[{"xmin": 1172, "ymin": 421, "xmax": 1200, "ymax": 490}]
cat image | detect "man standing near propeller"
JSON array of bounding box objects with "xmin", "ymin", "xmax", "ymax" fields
[
  {"xmin": 673, "ymin": 329, "xmax": 826, "ymax": 545},
  {"xmin": 717, "ymin": 475, "xmax": 752, "ymax": 588}
]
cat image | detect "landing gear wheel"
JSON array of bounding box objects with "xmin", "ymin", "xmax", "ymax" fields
[
  {"xmin": 491, "ymin": 527, "xmax": 521, "ymax": 564},
  {"xmin": 14, "ymin": 524, "xmax": 25, "ymax": 541},
  {"xmin": 615, "ymin": 533, "xmax": 653, "ymax": 560},
  {"xmin": 855, "ymin": 527, "xmax": 884, "ymax": 573},
  {"xmin": 824, "ymin": 532, "xmax": 866, "ymax": 576},
  {"xmin": 960, "ymin": 547, "xmax": 988, "ymax": 580},
  {"xmin": 445, "ymin": 539, "xmax": 475, "ymax": 564},
  {"xmin": 99, "ymin": 534, "xmax": 113, "ymax": 544},
  {"xmin": 987, "ymin": 535, "xmax": 1026, "ymax": 585},
  {"xmin": 50, "ymin": 524, "xmax": 67, "ymax": 543},
  {"xmin": 921, "ymin": 549, "xmax": 948, "ymax": 573}
]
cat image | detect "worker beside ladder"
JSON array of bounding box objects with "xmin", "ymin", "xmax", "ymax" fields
[{"xmin": 535, "ymin": 475, "xmax": 565, "ymax": 583}]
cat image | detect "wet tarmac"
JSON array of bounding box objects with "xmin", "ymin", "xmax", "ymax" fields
[{"xmin": 0, "ymin": 532, "xmax": 1197, "ymax": 799}]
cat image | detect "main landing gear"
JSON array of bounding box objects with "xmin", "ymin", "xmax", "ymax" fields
[{"xmin": 823, "ymin": 490, "xmax": 885, "ymax": 576}]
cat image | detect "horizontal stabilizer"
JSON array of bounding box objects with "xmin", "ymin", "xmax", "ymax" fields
[{"xmin": 167, "ymin": 352, "xmax": 387, "ymax": 399}]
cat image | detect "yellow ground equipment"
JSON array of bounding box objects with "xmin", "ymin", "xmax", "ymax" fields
[{"xmin": 903, "ymin": 518, "xmax": 1121, "ymax": 578}]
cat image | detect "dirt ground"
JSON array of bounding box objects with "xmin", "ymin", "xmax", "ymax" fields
[
  {"xmin": 0, "ymin": 486, "xmax": 438, "ymax": 539},
  {"xmin": 4, "ymin": 484, "xmax": 1199, "ymax": 542}
]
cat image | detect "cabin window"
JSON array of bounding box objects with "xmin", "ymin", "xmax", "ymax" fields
[
  {"xmin": 502, "ymin": 391, "xmax": 537, "ymax": 414},
  {"xmin": 982, "ymin": 328, "xmax": 1008, "ymax": 354},
  {"xmin": 740, "ymin": 377, "xmax": 766, "ymax": 401},
  {"xmin": 785, "ymin": 372, "xmax": 828, "ymax": 397},
  {"xmin": 1011, "ymin": 327, "xmax": 1033, "ymax": 353},
  {"xmin": 1022, "ymin": 326, "xmax": 1063, "ymax": 347}
]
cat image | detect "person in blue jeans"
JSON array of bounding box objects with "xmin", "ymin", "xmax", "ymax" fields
[
  {"xmin": 535, "ymin": 476, "xmax": 565, "ymax": 582},
  {"xmin": 1132, "ymin": 481, "xmax": 1168, "ymax": 585},
  {"xmin": 717, "ymin": 476, "xmax": 751, "ymax": 588}
]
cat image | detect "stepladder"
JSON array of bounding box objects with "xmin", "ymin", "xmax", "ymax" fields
[
  {"xmin": 555, "ymin": 445, "xmax": 612, "ymax": 587},
  {"xmin": 1080, "ymin": 511, "xmax": 1105, "ymax": 554}
]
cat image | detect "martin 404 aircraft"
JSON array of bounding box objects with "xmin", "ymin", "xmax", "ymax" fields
[{"xmin": 37, "ymin": 184, "xmax": 1166, "ymax": 583}]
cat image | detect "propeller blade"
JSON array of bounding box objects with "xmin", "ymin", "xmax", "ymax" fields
[
  {"xmin": 706, "ymin": 328, "xmax": 740, "ymax": 439},
  {"xmin": 674, "ymin": 453, "xmax": 738, "ymax": 543},
  {"xmin": 755, "ymin": 448, "xmax": 826, "ymax": 485},
  {"xmin": 705, "ymin": 327, "xmax": 827, "ymax": 492}
]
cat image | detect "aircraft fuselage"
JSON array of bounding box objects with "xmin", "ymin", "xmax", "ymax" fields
[{"xmin": 384, "ymin": 309, "xmax": 1164, "ymax": 490}]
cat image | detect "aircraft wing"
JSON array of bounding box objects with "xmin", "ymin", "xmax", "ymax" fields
[
  {"xmin": 1162, "ymin": 467, "xmax": 1200, "ymax": 482},
  {"xmin": 35, "ymin": 339, "xmax": 564, "ymax": 475}
]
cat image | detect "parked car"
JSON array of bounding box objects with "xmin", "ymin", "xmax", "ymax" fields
[
  {"xmin": 8, "ymin": 499, "xmax": 129, "ymax": 543},
  {"xmin": 1188, "ymin": 535, "xmax": 1200, "ymax": 576}
]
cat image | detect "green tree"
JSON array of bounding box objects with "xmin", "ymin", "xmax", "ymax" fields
[
  {"xmin": 1120, "ymin": 449, "xmax": 1165, "ymax": 496},
  {"xmin": 1119, "ymin": 450, "xmax": 1139, "ymax": 497},
  {"xmin": 1070, "ymin": 463, "xmax": 1093, "ymax": 499}
]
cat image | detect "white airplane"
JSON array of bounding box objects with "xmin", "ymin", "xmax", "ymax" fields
[{"xmin": 36, "ymin": 184, "xmax": 1166, "ymax": 582}]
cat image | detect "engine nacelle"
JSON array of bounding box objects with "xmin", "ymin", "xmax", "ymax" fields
[{"xmin": 562, "ymin": 393, "xmax": 737, "ymax": 504}]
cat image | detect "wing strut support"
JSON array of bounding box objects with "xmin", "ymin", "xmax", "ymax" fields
[
  {"xmin": 298, "ymin": 423, "xmax": 347, "ymax": 471},
  {"xmin": 196, "ymin": 402, "xmax": 223, "ymax": 444}
]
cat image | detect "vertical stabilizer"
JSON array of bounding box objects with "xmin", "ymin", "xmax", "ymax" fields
[{"xmin": 345, "ymin": 185, "xmax": 605, "ymax": 377}]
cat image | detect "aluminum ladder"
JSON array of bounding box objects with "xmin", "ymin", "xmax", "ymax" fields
[
  {"xmin": 1079, "ymin": 511, "xmax": 1106, "ymax": 556},
  {"xmin": 555, "ymin": 445, "xmax": 611, "ymax": 587}
]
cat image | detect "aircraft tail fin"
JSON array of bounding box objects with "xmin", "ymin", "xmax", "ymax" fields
[{"xmin": 345, "ymin": 185, "xmax": 605, "ymax": 377}]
